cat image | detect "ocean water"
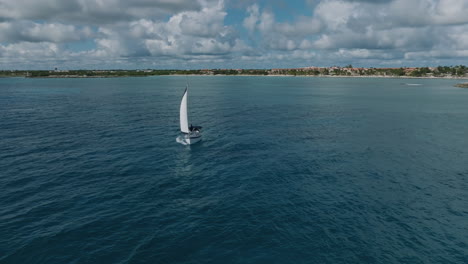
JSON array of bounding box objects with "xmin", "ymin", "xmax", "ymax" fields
[{"xmin": 1, "ymin": 76, "xmax": 467, "ymax": 264}]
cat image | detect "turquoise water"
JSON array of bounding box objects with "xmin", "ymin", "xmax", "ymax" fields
[{"xmin": 1, "ymin": 76, "xmax": 467, "ymax": 263}]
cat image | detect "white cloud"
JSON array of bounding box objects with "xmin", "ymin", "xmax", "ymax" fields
[
  {"xmin": 0, "ymin": 0, "xmax": 205, "ymax": 24},
  {"xmin": 243, "ymin": 4, "xmax": 260, "ymax": 33},
  {"xmin": 242, "ymin": 4, "xmax": 322, "ymax": 51},
  {"xmin": 405, "ymin": 49, "xmax": 468, "ymax": 59},
  {"xmin": 86, "ymin": 1, "xmax": 246, "ymax": 61},
  {"xmin": 298, "ymin": 0, "xmax": 468, "ymax": 65},
  {"xmin": 315, "ymin": 0, "xmax": 357, "ymax": 31},
  {"xmin": 0, "ymin": 42, "xmax": 59, "ymax": 57},
  {"xmin": 0, "ymin": 21, "xmax": 92, "ymax": 43},
  {"xmin": 1, "ymin": 0, "xmax": 468, "ymax": 69}
]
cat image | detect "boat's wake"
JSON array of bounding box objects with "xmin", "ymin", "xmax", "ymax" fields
[{"xmin": 176, "ymin": 136, "xmax": 189, "ymax": 145}]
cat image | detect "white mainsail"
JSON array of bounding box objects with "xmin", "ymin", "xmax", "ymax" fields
[{"xmin": 180, "ymin": 86, "xmax": 189, "ymax": 133}]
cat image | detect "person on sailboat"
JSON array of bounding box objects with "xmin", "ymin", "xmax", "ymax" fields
[
  {"xmin": 189, "ymin": 124, "xmax": 201, "ymax": 133},
  {"xmin": 189, "ymin": 124, "xmax": 201, "ymax": 132}
]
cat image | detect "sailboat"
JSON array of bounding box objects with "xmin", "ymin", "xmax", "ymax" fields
[{"xmin": 179, "ymin": 84, "xmax": 202, "ymax": 145}]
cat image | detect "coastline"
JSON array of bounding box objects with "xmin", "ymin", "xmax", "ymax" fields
[
  {"xmin": 3, "ymin": 66, "xmax": 468, "ymax": 80},
  {"xmin": 25, "ymin": 75, "xmax": 142, "ymax": 79},
  {"xmin": 3, "ymin": 66, "xmax": 467, "ymax": 80},
  {"xmin": 199, "ymin": 74, "xmax": 468, "ymax": 80},
  {"xmin": 13, "ymin": 74, "xmax": 468, "ymax": 80}
]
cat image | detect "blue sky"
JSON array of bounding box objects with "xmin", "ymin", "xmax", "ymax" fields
[{"xmin": 1, "ymin": 0, "xmax": 468, "ymax": 69}]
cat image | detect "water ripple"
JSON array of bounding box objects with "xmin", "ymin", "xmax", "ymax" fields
[{"xmin": 1, "ymin": 77, "xmax": 467, "ymax": 264}]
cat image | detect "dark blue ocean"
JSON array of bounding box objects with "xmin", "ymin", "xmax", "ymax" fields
[{"xmin": 1, "ymin": 76, "xmax": 467, "ymax": 264}]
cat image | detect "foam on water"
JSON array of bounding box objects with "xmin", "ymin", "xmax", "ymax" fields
[{"xmin": 176, "ymin": 135, "xmax": 189, "ymax": 145}]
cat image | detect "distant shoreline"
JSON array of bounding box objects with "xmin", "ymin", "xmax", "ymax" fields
[
  {"xmin": 2, "ymin": 66, "xmax": 468, "ymax": 79},
  {"xmin": 180, "ymin": 74, "xmax": 468, "ymax": 80},
  {"xmin": 10, "ymin": 75, "xmax": 468, "ymax": 80}
]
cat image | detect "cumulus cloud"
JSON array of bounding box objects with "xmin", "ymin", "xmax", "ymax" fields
[
  {"xmin": 0, "ymin": 21, "xmax": 92, "ymax": 43},
  {"xmin": 255, "ymin": 0, "xmax": 468, "ymax": 65},
  {"xmin": 89, "ymin": 2, "xmax": 245, "ymax": 59},
  {"xmin": 1, "ymin": 0, "xmax": 468, "ymax": 69},
  {"xmin": 0, "ymin": 0, "xmax": 252, "ymax": 69},
  {"xmin": 0, "ymin": 0, "xmax": 205, "ymax": 24},
  {"xmin": 0, "ymin": 42, "xmax": 59, "ymax": 58},
  {"xmin": 243, "ymin": 4, "xmax": 322, "ymax": 51},
  {"xmin": 243, "ymin": 4, "xmax": 260, "ymax": 32}
]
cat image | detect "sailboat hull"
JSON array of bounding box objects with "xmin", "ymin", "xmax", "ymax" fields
[{"xmin": 184, "ymin": 134, "xmax": 202, "ymax": 145}]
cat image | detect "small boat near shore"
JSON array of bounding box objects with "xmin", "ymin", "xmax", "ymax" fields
[{"xmin": 402, "ymin": 83, "xmax": 422, "ymax": 86}]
